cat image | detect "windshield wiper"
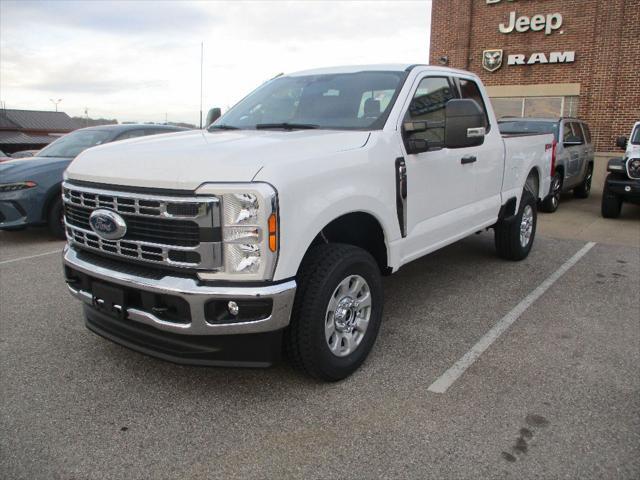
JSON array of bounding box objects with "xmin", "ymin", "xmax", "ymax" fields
[
  {"xmin": 255, "ymin": 123, "xmax": 319, "ymax": 130},
  {"xmin": 209, "ymin": 124, "xmax": 240, "ymax": 130}
]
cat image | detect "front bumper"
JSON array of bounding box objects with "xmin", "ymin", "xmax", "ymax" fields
[
  {"xmin": 605, "ymin": 175, "xmax": 640, "ymax": 202},
  {"xmin": 63, "ymin": 245, "xmax": 297, "ymax": 364},
  {"xmin": 0, "ymin": 188, "xmax": 40, "ymax": 229}
]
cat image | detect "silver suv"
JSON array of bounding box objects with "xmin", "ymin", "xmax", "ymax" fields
[{"xmin": 499, "ymin": 117, "xmax": 595, "ymax": 212}]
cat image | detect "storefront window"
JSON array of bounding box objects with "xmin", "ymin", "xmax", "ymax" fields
[
  {"xmin": 492, "ymin": 98, "xmax": 523, "ymax": 118},
  {"xmin": 491, "ymin": 96, "xmax": 580, "ymax": 119},
  {"xmin": 524, "ymin": 97, "xmax": 563, "ymax": 117}
]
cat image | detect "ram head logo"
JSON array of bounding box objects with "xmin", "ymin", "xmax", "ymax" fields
[{"xmin": 482, "ymin": 49, "xmax": 504, "ymax": 72}]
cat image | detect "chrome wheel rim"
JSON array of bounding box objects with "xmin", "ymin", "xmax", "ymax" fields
[
  {"xmin": 551, "ymin": 175, "xmax": 561, "ymax": 207},
  {"xmin": 325, "ymin": 274, "xmax": 371, "ymax": 357},
  {"xmin": 520, "ymin": 205, "xmax": 534, "ymax": 248}
]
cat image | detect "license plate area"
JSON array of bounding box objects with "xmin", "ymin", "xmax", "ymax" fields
[{"xmin": 92, "ymin": 281, "xmax": 126, "ymax": 319}]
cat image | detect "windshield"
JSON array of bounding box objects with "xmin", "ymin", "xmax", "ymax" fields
[
  {"xmin": 39, "ymin": 130, "xmax": 112, "ymax": 158},
  {"xmin": 631, "ymin": 125, "xmax": 640, "ymax": 145},
  {"xmin": 498, "ymin": 120, "xmax": 559, "ymax": 141},
  {"xmin": 211, "ymin": 71, "xmax": 407, "ymax": 131}
]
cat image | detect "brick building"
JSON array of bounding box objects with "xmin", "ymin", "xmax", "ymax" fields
[{"xmin": 429, "ymin": 0, "xmax": 639, "ymax": 152}]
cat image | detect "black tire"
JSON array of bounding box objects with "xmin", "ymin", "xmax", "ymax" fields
[
  {"xmin": 601, "ymin": 182, "xmax": 622, "ymax": 218},
  {"xmin": 495, "ymin": 190, "xmax": 537, "ymax": 261},
  {"xmin": 284, "ymin": 243, "xmax": 383, "ymax": 381},
  {"xmin": 540, "ymin": 171, "xmax": 562, "ymax": 213},
  {"xmin": 47, "ymin": 196, "xmax": 66, "ymax": 239},
  {"xmin": 573, "ymin": 163, "xmax": 593, "ymax": 198}
]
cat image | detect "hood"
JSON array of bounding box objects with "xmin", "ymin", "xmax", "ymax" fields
[
  {"xmin": 627, "ymin": 143, "xmax": 640, "ymax": 158},
  {"xmin": 65, "ymin": 129, "xmax": 370, "ymax": 190},
  {"xmin": 0, "ymin": 156, "xmax": 72, "ymax": 183}
]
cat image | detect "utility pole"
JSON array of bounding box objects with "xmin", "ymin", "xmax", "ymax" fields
[
  {"xmin": 49, "ymin": 98, "xmax": 62, "ymax": 112},
  {"xmin": 84, "ymin": 107, "xmax": 89, "ymax": 127},
  {"xmin": 199, "ymin": 41, "xmax": 203, "ymax": 129}
]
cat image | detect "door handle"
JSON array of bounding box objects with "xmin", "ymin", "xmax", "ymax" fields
[{"xmin": 461, "ymin": 155, "xmax": 477, "ymax": 165}]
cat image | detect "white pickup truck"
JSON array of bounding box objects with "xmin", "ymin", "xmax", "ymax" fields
[{"xmin": 62, "ymin": 65, "xmax": 552, "ymax": 380}]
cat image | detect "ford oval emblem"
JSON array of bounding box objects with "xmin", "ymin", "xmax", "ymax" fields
[{"xmin": 89, "ymin": 209, "xmax": 127, "ymax": 240}]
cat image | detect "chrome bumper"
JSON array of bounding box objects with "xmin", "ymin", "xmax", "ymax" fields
[{"xmin": 63, "ymin": 246, "xmax": 296, "ymax": 336}]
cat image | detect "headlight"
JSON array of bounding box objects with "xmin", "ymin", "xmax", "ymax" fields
[
  {"xmin": 196, "ymin": 183, "xmax": 278, "ymax": 281},
  {"xmin": 0, "ymin": 181, "xmax": 37, "ymax": 192}
]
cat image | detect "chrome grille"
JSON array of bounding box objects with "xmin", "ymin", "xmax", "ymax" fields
[{"xmin": 63, "ymin": 182, "xmax": 221, "ymax": 270}]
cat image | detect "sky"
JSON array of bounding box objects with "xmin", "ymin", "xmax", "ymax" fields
[{"xmin": 0, "ymin": 0, "xmax": 431, "ymax": 125}]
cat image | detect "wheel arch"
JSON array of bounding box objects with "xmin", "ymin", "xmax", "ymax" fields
[
  {"xmin": 293, "ymin": 210, "xmax": 392, "ymax": 278},
  {"xmin": 40, "ymin": 182, "xmax": 63, "ymax": 222}
]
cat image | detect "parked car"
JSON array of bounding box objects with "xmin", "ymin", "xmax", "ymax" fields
[
  {"xmin": 0, "ymin": 124, "xmax": 186, "ymax": 238},
  {"xmin": 601, "ymin": 122, "xmax": 640, "ymax": 217},
  {"xmin": 498, "ymin": 117, "xmax": 594, "ymax": 212},
  {"xmin": 61, "ymin": 64, "xmax": 553, "ymax": 380},
  {"xmin": 10, "ymin": 149, "xmax": 40, "ymax": 159}
]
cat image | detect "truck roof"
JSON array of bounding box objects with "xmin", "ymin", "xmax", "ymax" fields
[{"xmin": 287, "ymin": 64, "xmax": 475, "ymax": 77}]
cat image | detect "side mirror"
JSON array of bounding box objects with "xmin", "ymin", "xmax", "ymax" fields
[
  {"xmin": 402, "ymin": 121, "xmax": 430, "ymax": 154},
  {"xmin": 563, "ymin": 135, "xmax": 582, "ymax": 147},
  {"xmin": 205, "ymin": 107, "xmax": 222, "ymax": 127},
  {"xmin": 616, "ymin": 136, "xmax": 628, "ymax": 150},
  {"xmin": 444, "ymin": 99, "xmax": 485, "ymax": 149}
]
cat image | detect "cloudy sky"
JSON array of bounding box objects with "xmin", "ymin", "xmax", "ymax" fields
[{"xmin": 0, "ymin": 0, "xmax": 431, "ymax": 125}]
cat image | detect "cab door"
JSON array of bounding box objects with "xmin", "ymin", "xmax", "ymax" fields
[{"xmin": 398, "ymin": 75, "xmax": 479, "ymax": 261}]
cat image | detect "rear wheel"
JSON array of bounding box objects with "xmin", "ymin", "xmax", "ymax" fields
[
  {"xmin": 573, "ymin": 163, "xmax": 593, "ymax": 198},
  {"xmin": 495, "ymin": 190, "xmax": 537, "ymax": 261},
  {"xmin": 47, "ymin": 196, "xmax": 65, "ymax": 239},
  {"xmin": 601, "ymin": 182, "xmax": 622, "ymax": 218},
  {"xmin": 284, "ymin": 243, "xmax": 383, "ymax": 381},
  {"xmin": 540, "ymin": 171, "xmax": 562, "ymax": 213}
]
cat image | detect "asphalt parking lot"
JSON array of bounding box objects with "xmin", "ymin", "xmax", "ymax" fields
[{"xmin": 1, "ymin": 161, "xmax": 638, "ymax": 479}]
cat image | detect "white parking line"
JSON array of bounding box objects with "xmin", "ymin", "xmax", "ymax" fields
[
  {"xmin": 427, "ymin": 241, "xmax": 597, "ymax": 394},
  {"xmin": 0, "ymin": 249, "xmax": 63, "ymax": 266}
]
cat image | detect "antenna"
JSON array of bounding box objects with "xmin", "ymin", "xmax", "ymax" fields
[{"xmin": 199, "ymin": 41, "xmax": 203, "ymax": 129}]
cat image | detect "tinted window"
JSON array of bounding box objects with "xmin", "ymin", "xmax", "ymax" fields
[
  {"xmin": 116, "ymin": 129, "xmax": 147, "ymax": 141},
  {"xmin": 631, "ymin": 126, "xmax": 640, "ymax": 145},
  {"xmin": 39, "ymin": 130, "xmax": 112, "ymax": 158},
  {"xmin": 498, "ymin": 120, "xmax": 558, "ymax": 141},
  {"xmin": 404, "ymin": 76, "xmax": 456, "ymax": 145},
  {"xmin": 213, "ymin": 71, "xmax": 406, "ymax": 130},
  {"xmin": 570, "ymin": 122, "xmax": 585, "ymax": 143},
  {"xmin": 563, "ymin": 122, "xmax": 574, "ymax": 143},
  {"xmin": 459, "ymin": 78, "xmax": 489, "ymax": 130}
]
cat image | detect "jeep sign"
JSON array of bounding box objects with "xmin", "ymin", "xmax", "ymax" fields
[{"xmin": 499, "ymin": 11, "xmax": 563, "ymax": 35}]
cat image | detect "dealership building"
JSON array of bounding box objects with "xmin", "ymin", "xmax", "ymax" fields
[{"xmin": 429, "ymin": 0, "xmax": 638, "ymax": 152}]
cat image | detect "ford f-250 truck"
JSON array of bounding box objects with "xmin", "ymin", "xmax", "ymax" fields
[{"xmin": 62, "ymin": 65, "xmax": 552, "ymax": 381}]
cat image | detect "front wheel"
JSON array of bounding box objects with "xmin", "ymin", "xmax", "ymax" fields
[
  {"xmin": 284, "ymin": 243, "xmax": 383, "ymax": 381},
  {"xmin": 47, "ymin": 196, "xmax": 66, "ymax": 239},
  {"xmin": 573, "ymin": 163, "xmax": 593, "ymax": 198},
  {"xmin": 495, "ymin": 190, "xmax": 537, "ymax": 261},
  {"xmin": 601, "ymin": 182, "xmax": 622, "ymax": 218}
]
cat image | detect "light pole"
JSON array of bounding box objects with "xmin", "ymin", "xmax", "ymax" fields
[{"xmin": 49, "ymin": 98, "xmax": 62, "ymax": 112}]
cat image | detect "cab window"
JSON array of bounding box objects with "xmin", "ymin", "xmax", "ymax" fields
[
  {"xmin": 404, "ymin": 76, "xmax": 457, "ymax": 146},
  {"xmin": 458, "ymin": 78, "xmax": 490, "ymax": 131}
]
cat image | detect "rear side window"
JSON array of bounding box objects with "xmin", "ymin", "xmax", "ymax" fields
[
  {"xmin": 404, "ymin": 76, "xmax": 457, "ymax": 145},
  {"xmin": 458, "ymin": 78, "xmax": 489, "ymax": 130}
]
